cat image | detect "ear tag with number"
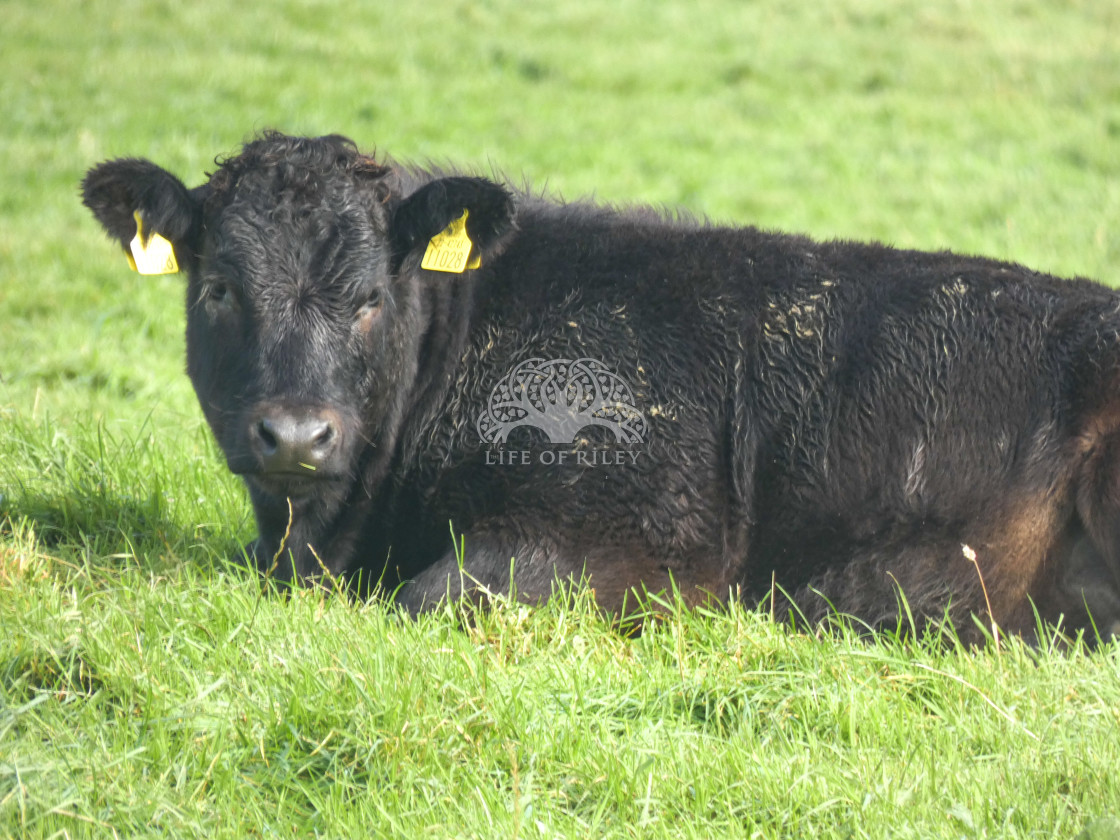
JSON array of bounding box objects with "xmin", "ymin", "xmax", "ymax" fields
[
  {"xmin": 129, "ymin": 210, "xmax": 179, "ymax": 275},
  {"xmin": 421, "ymin": 209, "xmax": 482, "ymax": 273}
]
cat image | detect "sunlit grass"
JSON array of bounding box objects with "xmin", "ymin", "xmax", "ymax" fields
[{"xmin": 3, "ymin": 0, "xmax": 1120, "ymax": 836}]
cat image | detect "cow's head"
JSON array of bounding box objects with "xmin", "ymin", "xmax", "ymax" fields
[{"xmin": 82, "ymin": 132, "xmax": 515, "ymax": 528}]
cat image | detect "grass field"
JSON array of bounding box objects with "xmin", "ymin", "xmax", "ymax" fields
[{"xmin": 3, "ymin": 0, "xmax": 1120, "ymax": 836}]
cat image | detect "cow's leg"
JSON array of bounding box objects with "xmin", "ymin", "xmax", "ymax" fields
[
  {"xmin": 1040, "ymin": 535, "xmax": 1120, "ymax": 641},
  {"xmin": 393, "ymin": 533, "xmax": 565, "ymax": 614},
  {"xmin": 1076, "ymin": 431, "xmax": 1120, "ymax": 576},
  {"xmin": 788, "ymin": 539, "xmax": 989, "ymax": 642},
  {"xmin": 788, "ymin": 488, "xmax": 1082, "ymax": 643},
  {"xmin": 393, "ymin": 530, "xmax": 734, "ymax": 615},
  {"xmin": 1045, "ymin": 431, "xmax": 1120, "ymax": 640}
]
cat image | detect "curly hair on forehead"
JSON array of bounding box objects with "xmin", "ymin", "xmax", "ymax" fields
[{"xmin": 206, "ymin": 130, "xmax": 391, "ymax": 201}]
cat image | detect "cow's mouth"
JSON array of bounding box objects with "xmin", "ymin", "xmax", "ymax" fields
[{"xmin": 246, "ymin": 471, "xmax": 343, "ymax": 501}]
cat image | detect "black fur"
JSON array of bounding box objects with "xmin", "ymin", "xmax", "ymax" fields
[{"xmin": 82, "ymin": 132, "xmax": 1120, "ymax": 643}]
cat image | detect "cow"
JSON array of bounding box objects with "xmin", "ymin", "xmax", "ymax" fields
[{"xmin": 81, "ymin": 131, "xmax": 1120, "ymax": 644}]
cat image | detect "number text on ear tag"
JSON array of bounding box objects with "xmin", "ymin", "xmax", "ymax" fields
[
  {"xmin": 129, "ymin": 210, "xmax": 179, "ymax": 275},
  {"xmin": 421, "ymin": 209, "xmax": 479, "ymax": 273}
]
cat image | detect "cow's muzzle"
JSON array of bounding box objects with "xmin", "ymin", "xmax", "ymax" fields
[{"xmin": 245, "ymin": 402, "xmax": 347, "ymax": 487}]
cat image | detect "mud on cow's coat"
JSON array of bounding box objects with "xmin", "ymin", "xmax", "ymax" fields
[{"xmin": 82, "ymin": 131, "xmax": 1120, "ymax": 643}]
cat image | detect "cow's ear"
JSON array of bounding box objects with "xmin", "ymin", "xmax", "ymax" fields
[
  {"xmin": 81, "ymin": 158, "xmax": 202, "ymax": 271},
  {"xmin": 390, "ymin": 176, "xmax": 516, "ymax": 272}
]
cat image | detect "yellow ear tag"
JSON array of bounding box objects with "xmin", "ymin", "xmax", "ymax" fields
[
  {"xmin": 421, "ymin": 209, "xmax": 481, "ymax": 273},
  {"xmin": 129, "ymin": 210, "xmax": 179, "ymax": 275}
]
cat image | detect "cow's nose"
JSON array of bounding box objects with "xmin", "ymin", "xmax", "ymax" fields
[{"xmin": 249, "ymin": 406, "xmax": 341, "ymax": 475}]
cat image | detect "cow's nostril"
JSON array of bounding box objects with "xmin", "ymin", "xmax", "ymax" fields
[
  {"xmin": 312, "ymin": 422, "xmax": 335, "ymax": 451},
  {"xmin": 256, "ymin": 419, "xmax": 279, "ymax": 453}
]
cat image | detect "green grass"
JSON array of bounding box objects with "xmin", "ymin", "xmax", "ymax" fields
[{"xmin": 3, "ymin": 0, "xmax": 1120, "ymax": 836}]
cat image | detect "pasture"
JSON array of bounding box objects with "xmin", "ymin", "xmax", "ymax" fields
[{"xmin": 2, "ymin": 0, "xmax": 1120, "ymax": 836}]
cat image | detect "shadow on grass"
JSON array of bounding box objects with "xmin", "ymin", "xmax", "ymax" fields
[
  {"xmin": 0, "ymin": 480, "xmax": 247, "ymax": 583},
  {"xmin": 0, "ymin": 412, "xmax": 250, "ymax": 580}
]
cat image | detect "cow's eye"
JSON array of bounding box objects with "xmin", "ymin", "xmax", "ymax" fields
[
  {"xmin": 359, "ymin": 289, "xmax": 383, "ymax": 316},
  {"xmin": 356, "ymin": 290, "xmax": 384, "ymax": 332},
  {"xmin": 199, "ymin": 281, "xmax": 236, "ymax": 314}
]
